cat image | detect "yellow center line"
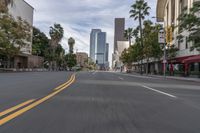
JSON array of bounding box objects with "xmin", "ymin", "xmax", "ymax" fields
[
  {"xmin": 0, "ymin": 99, "xmax": 35, "ymax": 117},
  {"xmin": 53, "ymin": 74, "xmax": 74, "ymax": 91},
  {"xmin": 0, "ymin": 74, "xmax": 76, "ymax": 126}
]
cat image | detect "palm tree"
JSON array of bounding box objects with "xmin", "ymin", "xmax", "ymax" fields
[
  {"xmin": 124, "ymin": 28, "xmax": 134, "ymax": 47},
  {"xmin": 68, "ymin": 37, "xmax": 75, "ymax": 54},
  {"xmin": 130, "ymin": 0, "xmax": 150, "ymax": 75},
  {"xmin": 49, "ymin": 23, "xmax": 64, "ymax": 70},
  {"xmin": 49, "ymin": 24, "xmax": 64, "ymax": 48}
]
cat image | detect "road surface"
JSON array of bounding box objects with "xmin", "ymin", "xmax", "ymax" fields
[{"xmin": 0, "ymin": 71, "xmax": 200, "ymax": 133}]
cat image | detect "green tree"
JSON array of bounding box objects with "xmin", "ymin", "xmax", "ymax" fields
[
  {"xmin": 120, "ymin": 42, "xmax": 142, "ymax": 70},
  {"xmin": 65, "ymin": 54, "xmax": 77, "ymax": 70},
  {"xmin": 55, "ymin": 44, "xmax": 65, "ymax": 69},
  {"xmin": 120, "ymin": 48, "xmax": 132, "ymax": 67},
  {"xmin": 32, "ymin": 27, "xmax": 49, "ymax": 57},
  {"xmin": 143, "ymin": 20, "xmax": 162, "ymax": 74},
  {"xmin": 130, "ymin": 0, "xmax": 150, "ymax": 74},
  {"xmin": 177, "ymin": 1, "xmax": 200, "ymax": 51},
  {"xmin": 167, "ymin": 45, "xmax": 178, "ymax": 61},
  {"xmin": 124, "ymin": 28, "xmax": 134, "ymax": 46},
  {"xmin": 0, "ymin": 6, "xmax": 31, "ymax": 68},
  {"xmin": 68, "ymin": 37, "xmax": 75, "ymax": 54},
  {"xmin": 49, "ymin": 23, "xmax": 64, "ymax": 70}
]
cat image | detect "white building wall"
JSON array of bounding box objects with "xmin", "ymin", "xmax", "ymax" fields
[
  {"xmin": 8, "ymin": 0, "xmax": 34, "ymax": 55},
  {"xmin": 162, "ymin": 0, "xmax": 199, "ymax": 58}
]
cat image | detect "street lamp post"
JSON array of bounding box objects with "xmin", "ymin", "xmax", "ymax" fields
[
  {"xmin": 158, "ymin": 29, "xmax": 167, "ymax": 78},
  {"xmin": 152, "ymin": 16, "xmax": 168, "ymax": 78}
]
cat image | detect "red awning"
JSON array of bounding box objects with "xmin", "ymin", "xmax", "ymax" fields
[{"xmin": 182, "ymin": 55, "xmax": 200, "ymax": 64}]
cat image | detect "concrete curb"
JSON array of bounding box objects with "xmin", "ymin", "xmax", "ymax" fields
[{"xmin": 114, "ymin": 71, "xmax": 200, "ymax": 83}]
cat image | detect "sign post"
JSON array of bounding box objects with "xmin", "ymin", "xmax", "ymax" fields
[{"xmin": 158, "ymin": 29, "xmax": 167, "ymax": 78}]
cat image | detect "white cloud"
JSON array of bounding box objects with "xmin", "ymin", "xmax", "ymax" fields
[{"xmin": 25, "ymin": 0, "xmax": 157, "ymax": 65}]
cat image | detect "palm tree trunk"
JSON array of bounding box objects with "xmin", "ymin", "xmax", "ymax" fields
[
  {"xmin": 139, "ymin": 13, "xmax": 143, "ymax": 75},
  {"xmin": 146, "ymin": 58, "xmax": 149, "ymax": 75}
]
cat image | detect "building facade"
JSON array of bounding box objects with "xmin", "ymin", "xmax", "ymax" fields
[
  {"xmin": 90, "ymin": 29, "xmax": 101, "ymax": 62},
  {"xmin": 76, "ymin": 52, "xmax": 88, "ymax": 68},
  {"xmin": 90, "ymin": 29, "xmax": 109, "ymax": 69},
  {"xmin": 157, "ymin": 0, "xmax": 200, "ymax": 77},
  {"xmin": 112, "ymin": 18, "xmax": 127, "ymax": 69},
  {"xmin": 8, "ymin": 0, "xmax": 34, "ymax": 55},
  {"xmin": 96, "ymin": 32, "xmax": 106, "ymax": 67},
  {"xmin": 113, "ymin": 18, "xmax": 127, "ymax": 52},
  {"xmin": 8, "ymin": 0, "xmax": 43, "ymax": 69},
  {"xmin": 105, "ymin": 43, "xmax": 109, "ymax": 62}
]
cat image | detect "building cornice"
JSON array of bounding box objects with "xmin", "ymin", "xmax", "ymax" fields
[{"xmin": 23, "ymin": 0, "xmax": 34, "ymax": 10}]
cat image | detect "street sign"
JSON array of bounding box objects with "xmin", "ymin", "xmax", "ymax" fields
[{"xmin": 158, "ymin": 29, "xmax": 165, "ymax": 44}]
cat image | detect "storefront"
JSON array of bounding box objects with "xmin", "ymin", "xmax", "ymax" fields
[{"xmin": 167, "ymin": 55, "xmax": 200, "ymax": 77}]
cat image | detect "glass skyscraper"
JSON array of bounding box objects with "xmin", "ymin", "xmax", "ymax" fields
[{"xmin": 90, "ymin": 29, "xmax": 101, "ymax": 62}]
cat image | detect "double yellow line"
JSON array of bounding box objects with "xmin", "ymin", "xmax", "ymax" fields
[{"xmin": 0, "ymin": 73, "xmax": 76, "ymax": 126}]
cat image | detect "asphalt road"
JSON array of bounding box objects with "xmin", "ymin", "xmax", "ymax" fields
[{"xmin": 0, "ymin": 71, "xmax": 200, "ymax": 133}]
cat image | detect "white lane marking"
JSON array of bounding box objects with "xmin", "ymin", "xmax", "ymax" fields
[
  {"xmin": 118, "ymin": 77, "xmax": 124, "ymax": 80},
  {"xmin": 141, "ymin": 85, "xmax": 177, "ymax": 98}
]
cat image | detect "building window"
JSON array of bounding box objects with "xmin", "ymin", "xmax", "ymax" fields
[
  {"xmin": 166, "ymin": 4, "xmax": 169, "ymax": 26},
  {"xmin": 178, "ymin": 40, "xmax": 181, "ymax": 50},
  {"xmin": 185, "ymin": 37, "xmax": 188, "ymax": 49},
  {"xmin": 190, "ymin": 63, "xmax": 195, "ymax": 72},
  {"xmin": 171, "ymin": 0, "xmax": 175, "ymax": 24}
]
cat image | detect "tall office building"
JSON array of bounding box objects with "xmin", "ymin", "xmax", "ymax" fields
[
  {"xmin": 112, "ymin": 18, "xmax": 128, "ymax": 69},
  {"xmin": 105, "ymin": 43, "xmax": 109, "ymax": 62},
  {"xmin": 96, "ymin": 32, "xmax": 106, "ymax": 66},
  {"xmin": 90, "ymin": 29, "xmax": 101, "ymax": 62},
  {"xmin": 114, "ymin": 18, "xmax": 126, "ymax": 52}
]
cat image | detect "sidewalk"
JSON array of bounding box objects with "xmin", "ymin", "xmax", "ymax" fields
[
  {"xmin": 149, "ymin": 74, "xmax": 200, "ymax": 82},
  {"xmin": 0, "ymin": 68, "xmax": 48, "ymax": 73},
  {"xmin": 119, "ymin": 71, "xmax": 200, "ymax": 83}
]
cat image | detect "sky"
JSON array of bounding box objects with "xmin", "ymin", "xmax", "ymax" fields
[{"xmin": 25, "ymin": 0, "xmax": 157, "ymax": 64}]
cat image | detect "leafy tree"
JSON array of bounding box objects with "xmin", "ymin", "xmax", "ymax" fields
[
  {"xmin": 167, "ymin": 45, "xmax": 178, "ymax": 61},
  {"xmin": 55, "ymin": 44, "xmax": 65, "ymax": 68},
  {"xmin": 120, "ymin": 21, "xmax": 163, "ymax": 74},
  {"xmin": 49, "ymin": 23, "xmax": 64, "ymax": 70},
  {"xmin": 143, "ymin": 20, "xmax": 162, "ymax": 74},
  {"xmin": 65, "ymin": 54, "xmax": 77, "ymax": 70},
  {"xmin": 32, "ymin": 27, "xmax": 49, "ymax": 57},
  {"xmin": 177, "ymin": 1, "xmax": 200, "ymax": 51},
  {"xmin": 120, "ymin": 48, "xmax": 132, "ymax": 67},
  {"xmin": 124, "ymin": 28, "xmax": 134, "ymax": 46},
  {"xmin": 120, "ymin": 42, "xmax": 142, "ymax": 70},
  {"xmin": 0, "ymin": 5, "xmax": 31, "ymax": 68},
  {"xmin": 49, "ymin": 24, "xmax": 64, "ymax": 49},
  {"xmin": 130, "ymin": 0, "xmax": 150, "ymax": 74}
]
